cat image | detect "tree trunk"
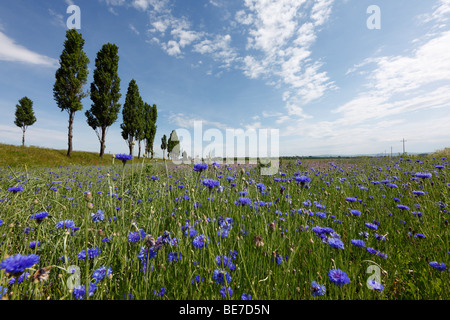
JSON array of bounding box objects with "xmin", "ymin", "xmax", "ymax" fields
[
  {"xmin": 22, "ymin": 129, "xmax": 25, "ymax": 147},
  {"xmin": 99, "ymin": 126, "xmax": 106, "ymax": 158},
  {"xmin": 67, "ymin": 111, "xmax": 74, "ymax": 157},
  {"xmin": 128, "ymin": 140, "xmax": 133, "ymax": 156},
  {"xmin": 138, "ymin": 140, "xmax": 141, "ymax": 159}
]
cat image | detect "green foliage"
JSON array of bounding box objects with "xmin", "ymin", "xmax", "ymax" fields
[
  {"xmin": 143, "ymin": 103, "xmax": 157, "ymax": 158},
  {"xmin": 14, "ymin": 96, "xmax": 36, "ymax": 146},
  {"xmin": 53, "ymin": 29, "xmax": 90, "ymax": 157},
  {"xmin": 85, "ymin": 43, "xmax": 121, "ymax": 157},
  {"xmin": 160, "ymin": 134, "xmax": 167, "ymax": 159},
  {"xmin": 53, "ymin": 29, "xmax": 90, "ymax": 114},
  {"xmin": 0, "ymin": 156, "xmax": 448, "ymax": 300},
  {"xmin": 120, "ymin": 79, "xmax": 141, "ymax": 155}
]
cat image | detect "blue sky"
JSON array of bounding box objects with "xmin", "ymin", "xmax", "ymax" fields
[{"xmin": 1, "ymin": 0, "xmax": 450, "ymax": 158}]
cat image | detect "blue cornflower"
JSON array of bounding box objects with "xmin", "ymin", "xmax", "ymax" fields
[
  {"xmin": 128, "ymin": 231, "xmax": 141, "ymax": 243},
  {"xmin": 8, "ymin": 272, "xmax": 30, "ymax": 285},
  {"xmin": 29, "ymin": 241, "xmax": 40, "ymax": 249},
  {"xmin": 316, "ymin": 212, "xmax": 327, "ymax": 219},
  {"xmin": 236, "ymin": 197, "xmax": 251, "ymax": 206},
  {"xmin": 294, "ymin": 176, "xmax": 311, "ymax": 185},
  {"xmin": 30, "ymin": 212, "xmax": 49, "ymax": 223},
  {"xmin": 397, "ymin": 204, "xmax": 410, "ymax": 211},
  {"xmin": 168, "ymin": 252, "xmax": 182, "ymax": 262},
  {"xmin": 153, "ymin": 287, "xmax": 167, "ymax": 298},
  {"xmin": 0, "ymin": 254, "xmax": 39, "ymax": 276},
  {"xmin": 351, "ymin": 239, "xmax": 365, "ymax": 247},
  {"xmin": 220, "ymin": 286, "xmax": 233, "ymax": 298},
  {"xmin": 193, "ymin": 163, "xmax": 208, "ymax": 172},
  {"xmin": 346, "ymin": 197, "xmax": 357, "ymax": 202},
  {"xmin": 193, "ymin": 234, "xmax": 209, "ymax": 248},
  {"xmin": 328, "ymin": 237, "xmax": 344, "ymax": 250},
  {"xmin": 78, "ymin": 247, "xmax": 101, "ymax": 260},
  {"xmin": 138, "ymin": 247, "xmax": 158, "ymax": 262},
  {"xmin": 256, "ymin": 183, "xmax": 266, "ymax": 192},
  {"xmin": 72, "ymin": 283, "xmax": 97, "ymax": 300},
  {"xmin": 56, "ymin": 220, "xmax": 75, "ymax": 229},
  {"xmin": 367, "ymin": 247, "xmax": 388, "ymax": 259},
  {"xmin": 8, "ymin": 186, "xmax": 23, "ymax": 193},
  {"xmin": 92, "ymin": 266, "xmax": 112, "ymax": 283},
  {"xmin": 217, "ymin": 228, "xmax": 229, "ymax": 238},
  {"xmin": 275, "ymin": 254, "xmax": 288, "ymax": 265},
  {"xmin": 349, "ymin": 209, "xmax": 361, "ymax": 216},
  {"xmin": 115, "ymin": 154, "xmax": 133, "ymax": 164},
  {"xmin": 365, "ymin": 222, "xmax": 378, "ymax": 230},
  {"xmin": 311, "ymin": 281, "xmax": 326, "ymax": 297},
  {"xmin": 374, "ymin": 234, "xmax": 387, "ymax": 241},
  {"xmin": 429, "ymin": 261, "xmax": 447, "ymax": 271},
  {"xmin": 414, "ymin": 172, "xmax": 432, "ymax": 179},
  {"xmin": 367, "ymin": 279, "xmax": 384, "ymax": 291},
  {"xmin": 202, "ymin": 178, "xmax": 220, "ymax": 190},
  {"xmin": 91, "ymin": 210, "xmax": 105, "ymax": 222},
  {"xmin": 215, "ymin": 256, "xmax": 236, "ymax": 271},
  {"xmin": 241, "ymin": 293, "xmax": 252, "ymax": 300},
  {"xmin": 213, "ymin": 268, "xmax": 232, "ymax": 285},
  {"xmin": 414, "ymin": 233, "xmax": 426, "ymax": 239},
  {"xmin": 328, "ymin": 269, "xmax": 350, "ymax": 286},
  {"xmin": 191, "ymin": 274, "xmax": 205, "ymax": 284},
  {"xmin": 0, "ymin": 286, "xmax": 6, "ymax": 299}
]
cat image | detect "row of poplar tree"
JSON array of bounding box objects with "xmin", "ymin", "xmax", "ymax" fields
[{"xmin": 14, "ymin": 29, "xmax": 165, "ymax": 159}]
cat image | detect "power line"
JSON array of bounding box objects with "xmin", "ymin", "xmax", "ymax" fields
[{"xmin": 401, "ymin": 138, "xmax": 407, "ymax": 154}]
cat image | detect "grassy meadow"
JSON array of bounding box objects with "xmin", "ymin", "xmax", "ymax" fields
[{"xmin": 0, "ymin": 148, "xmax": 449, "ymax": 300}]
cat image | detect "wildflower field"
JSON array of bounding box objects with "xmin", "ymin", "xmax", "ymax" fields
[{"xmin": 0, "ymin": 155, "xmax": 449, "ymax": 300}]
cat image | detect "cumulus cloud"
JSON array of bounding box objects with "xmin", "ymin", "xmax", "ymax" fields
[
  {"xmin": 235, "ymin": 0, "xmax": 337, "ymax": 120},
  {"xmin": 0, "ymin": 32, "xmax": 59, "ymax": 67}
]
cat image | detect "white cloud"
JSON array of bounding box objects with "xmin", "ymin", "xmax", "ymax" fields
[
  {"xmin": 235, "ymin": 0, "xmax": 336, "ymax": 121},
  {"xmin": 337, "ymin": 30, "xmax": 450, "ymax": 127},
  {"xmin": 310, "ymin": 0, "xmax": 334, "ymax": 26},
  {"xmin": 129, "ymin": 23, "xmax": 140, "ymax": 35},
  {"xmin": 0, "ymin": 32, "xmax": 59, "ymax": 67},
  {"xmin": 278, "ymin": 25, "xmax": 450, "ymax": 155},
  {"xmin": 168, "ymin": 112, "xmax": 228, "ymax": 130},
  {"xmin": 48, "ymin": 8, "xmax": 66, "ymax": 28},
  {"xmin": 193, "ymin": 34, "xmax": 239, "ymax": 68},
  {"xmin": 421, "ymin": 0, "xmax": 450, "ymax": 24},
  {"xmin": 162, "ymin": 40, "xmax": 181, "ymax": 56}
]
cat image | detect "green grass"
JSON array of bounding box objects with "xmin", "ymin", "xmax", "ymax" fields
[
  {"xmin": 430, "ymin": 148, "xmax": 450, "ymax": 159},
  {"xmin": 0, "ymin": 143, "xmax": 164, "ymax": 168},
  {"xmin": 0, "ymin": 153, "xmax": 449, "ymax": 301}
]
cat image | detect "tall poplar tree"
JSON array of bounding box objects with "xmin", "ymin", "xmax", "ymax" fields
[
  {"xmin": 85, "ymin": 43, "xmax": 121, "ymax": 158},
  {"xmin": 144, "ymin": 103, "xmax": 157, "ymax": 159},
  {"xmin": 160, "ymin": 134, "xmax": 167, "ymax": 160},
  {"xmin": 120, "ymin": 79, "xmax": 141, "ymax": 155},
  {"xmin": 135, "ymin": 97, "xmax": 145, "ymax": 159},
  {"xmin": 53, "ymin": 29, "xmax": 90, "ymax": 157}
]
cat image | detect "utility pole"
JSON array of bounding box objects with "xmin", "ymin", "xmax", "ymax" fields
[{"xmin": 401, "ymin": 138, "xmax": 407, "ymax": 154}]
